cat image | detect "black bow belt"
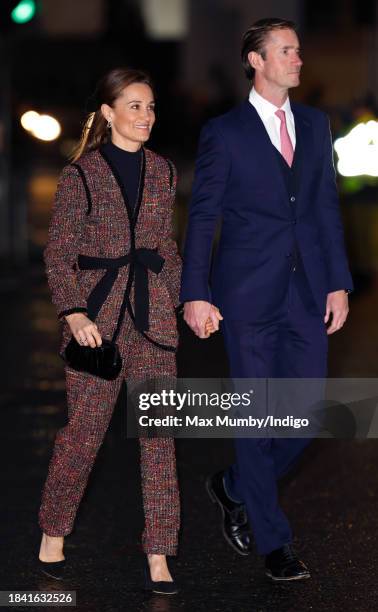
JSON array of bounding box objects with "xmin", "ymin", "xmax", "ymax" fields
[{"xmin": 77, "ymin": 248, "xmax": 165, "ymax": 335}]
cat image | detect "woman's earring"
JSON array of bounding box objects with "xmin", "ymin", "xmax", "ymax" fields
[{"xmin": 107, "ymin": 119, "xmax": 112, "ymax": 129}]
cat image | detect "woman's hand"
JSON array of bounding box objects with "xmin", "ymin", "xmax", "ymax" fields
[
  {"xmin": 65, "ymin": 313, "xmax": 102, "ymax": 347},
  {"xmin": 204, "ymin": 306, "xmax": 223, "ymax": 337}
]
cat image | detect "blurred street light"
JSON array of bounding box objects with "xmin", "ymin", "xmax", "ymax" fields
[
  {"xmin": 20, "ymin": 110, "xmax": 39, "ymax": 131},
  {"xmin": 334, "ymin": 120, "xmax": 378, "ymax": 177},
  {"xmin": 11, "ymin": 0, "xmax": 36, "ymax": 24},
  {"xmin": 20, "ymin": 110, "xmax": 61, "ymax": 141},
  {"xmin": 141, "ymin": 0, "xmax": 188, "ymax": 39}
]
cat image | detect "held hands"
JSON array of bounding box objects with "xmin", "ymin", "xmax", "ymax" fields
[
  {"xmin": 324, "ymin": 290, "xmax": 349, "ymax": 335},
  {"xmin": 65, "ymin": 312, "xmax": 102, "ymax": 347},
  {"xmin": 183, "ymin": 300, "xmax": 223, "ymax": 339}
]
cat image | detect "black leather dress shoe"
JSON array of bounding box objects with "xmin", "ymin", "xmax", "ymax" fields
[
  {"xmin": 143, "ymin": 557, "xmax": 179, "ymax": 595},
  {"xmin": 265, "ymin": 544, "xmax": 310, "ymax": 581},
  {"xmin": 38, "ymin": 559, "xmax": 66, "ymax": 580},
  {"xmin": 206, "ymin": 471, "xmax": 252, "ymax": 556}
]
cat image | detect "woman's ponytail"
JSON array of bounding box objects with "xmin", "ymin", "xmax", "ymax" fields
[{"xmin": 69, "ymin": 110, "xmax": 108, "ymax": 163}]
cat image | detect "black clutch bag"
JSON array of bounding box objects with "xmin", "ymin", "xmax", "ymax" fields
[{"xmin": 63, "ymin": 337, "xmax": 122, "ymax": 380}]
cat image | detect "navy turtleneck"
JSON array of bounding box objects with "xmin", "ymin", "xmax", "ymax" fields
[{"xmin": 102, "ymin": 140, "xmax": 142, "ymax": 211}]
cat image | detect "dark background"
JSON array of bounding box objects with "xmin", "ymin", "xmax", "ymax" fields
[{"xmin": 0, "ymin": 1, "xmax": 378, "ymax": 610}]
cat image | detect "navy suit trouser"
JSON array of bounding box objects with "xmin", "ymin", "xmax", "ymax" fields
[{"xmin": 222, "ymin": 262, "xmax": 328, "ymax": 556}]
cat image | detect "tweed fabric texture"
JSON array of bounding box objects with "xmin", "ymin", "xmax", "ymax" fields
[
  {"xmin": 44, "ymin": 147, "xmax": 181, "ymax": 353},
  {"xmin": 39, "ymin": 315, "xmax": 180, "ymax": 554},
  {"xmin": 40, "ymin": 147, "xmax": 181, "ymax": 554}
]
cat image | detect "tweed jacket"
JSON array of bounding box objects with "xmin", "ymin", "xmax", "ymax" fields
[{"xmin": 44, "ymin": 146, "xmax": 182, "ymax": 353}]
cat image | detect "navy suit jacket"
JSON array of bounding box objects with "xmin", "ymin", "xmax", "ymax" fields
[{"xmin": 180, "ymin": 98, "xmax": 353, "ymax": 322}]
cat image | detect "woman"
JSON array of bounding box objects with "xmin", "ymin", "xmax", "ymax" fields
[{"xmin": 38, "ymin": 68, "xmax": 181, "ymax": 594}]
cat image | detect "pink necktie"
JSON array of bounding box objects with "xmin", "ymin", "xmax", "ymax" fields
[{"xmin": 275, "ymin": 109, "xmax": 294, "ymax": 167}]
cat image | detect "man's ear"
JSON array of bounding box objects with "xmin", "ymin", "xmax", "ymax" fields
[{"xmin": 248, "ymin": 50, "xmax": 264, "ymax": 73}]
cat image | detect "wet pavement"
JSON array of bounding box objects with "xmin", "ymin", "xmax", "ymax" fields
[{"xmin": 1, "ymin": 265, "xmax": 378, "ymax": 612}]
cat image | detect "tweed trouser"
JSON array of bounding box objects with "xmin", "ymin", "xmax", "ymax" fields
[{"xmin": 38, "ymin": 316, "xmax": 180, "ymax": 555}]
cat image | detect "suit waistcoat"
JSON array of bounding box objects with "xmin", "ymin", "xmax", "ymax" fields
[{"xmin": 272, "ymin": 133, "xmax": 303, "ymax": 264}]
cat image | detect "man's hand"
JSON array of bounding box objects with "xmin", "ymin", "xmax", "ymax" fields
[
  {"xmin": 324, "ymin": 290, "xmax": 349, "ymax": 335},
  {"xmin": 183, "ymin": 300, "xmax": 223, "ymax": 339}
]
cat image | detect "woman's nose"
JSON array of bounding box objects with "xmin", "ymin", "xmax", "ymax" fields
[{"xmin": 139, "ymin": 107, "xmax": 150, "ymax": 119}]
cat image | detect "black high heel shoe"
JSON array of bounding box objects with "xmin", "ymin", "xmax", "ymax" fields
[
  {"xmin": 143, "ymin": 557, "xmax": 179, "ymax": 595},
  {"xmin": 38, "ymin": 559, "xmax": 66, "ymax": 580}
]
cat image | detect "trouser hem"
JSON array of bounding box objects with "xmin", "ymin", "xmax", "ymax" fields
[
  {"xmin": 39, "ymin": 522, "xmax": 73, "ymax": 538},
  {"xmin": 258, "ymin": 539, "xmax": 293, "ymax": 557}
]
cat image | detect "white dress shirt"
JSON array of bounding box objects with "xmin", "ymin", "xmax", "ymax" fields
[{"xmin": 248, "ymin": 87, "xmax": 296, "ymax": 152}]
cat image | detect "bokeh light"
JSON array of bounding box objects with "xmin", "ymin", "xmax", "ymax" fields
[
  {"xmin": 334, "ymin": 120, "xmax": 378, "ymax": 177},
  {"xmin": 11, "ymin": 0, "xmax": 36, "ymax": 24},
  {"xmin": 20, "ymin": 110, "xmax": 40, "ymax": 132},
  {"xmin": 20, "ymin": 110, "xmax": 61, "ymax": 142}
]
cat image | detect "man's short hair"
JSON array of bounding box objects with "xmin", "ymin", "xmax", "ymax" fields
[{"xmin": 241, "ymin": 17, "xmax": 298, "ymax": 80}]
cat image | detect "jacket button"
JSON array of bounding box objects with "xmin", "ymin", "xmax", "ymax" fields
[
  {"xmin": 290, "ymin": 196, "xmax": 296, "ymax": 202},
  {"xmin": 292, "ymin": 220, "xmax": 297, "ymax": 225},
  {"xmin": 286, "ymin": 252, "xmax": 292, "ymax": 258}
]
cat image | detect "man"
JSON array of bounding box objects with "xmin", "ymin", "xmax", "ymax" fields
[{"xmin": 180, "ymin": 18, "xmax": 352, "ymax": 581}]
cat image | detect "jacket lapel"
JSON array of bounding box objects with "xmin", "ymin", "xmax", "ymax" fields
[
  {"xmin": 291, "ymin": 104, "xmax": 313, "ymax": 205},
  {"xmin": 238, "ymin": 99, "xmax": 289, "ymax": 203},
  {"xmin": 238, "ymin": 99, "xmax": 314, "ymax": 211}
]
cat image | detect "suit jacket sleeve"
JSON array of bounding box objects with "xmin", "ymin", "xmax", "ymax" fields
[
  {"xmin": 158, "ymin": 160, "xmax": 182, "ymax": 308},
  {"xmin": 316, "ymin": 115, "xmax": 354, "ymax": 293},
  {"xmin": 44, "ymin": 165, "xmax": 89, "ymax": 319},
  {"xmin": 180, "ymin": 120, "xmax": 231, "ymax": 303}
]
